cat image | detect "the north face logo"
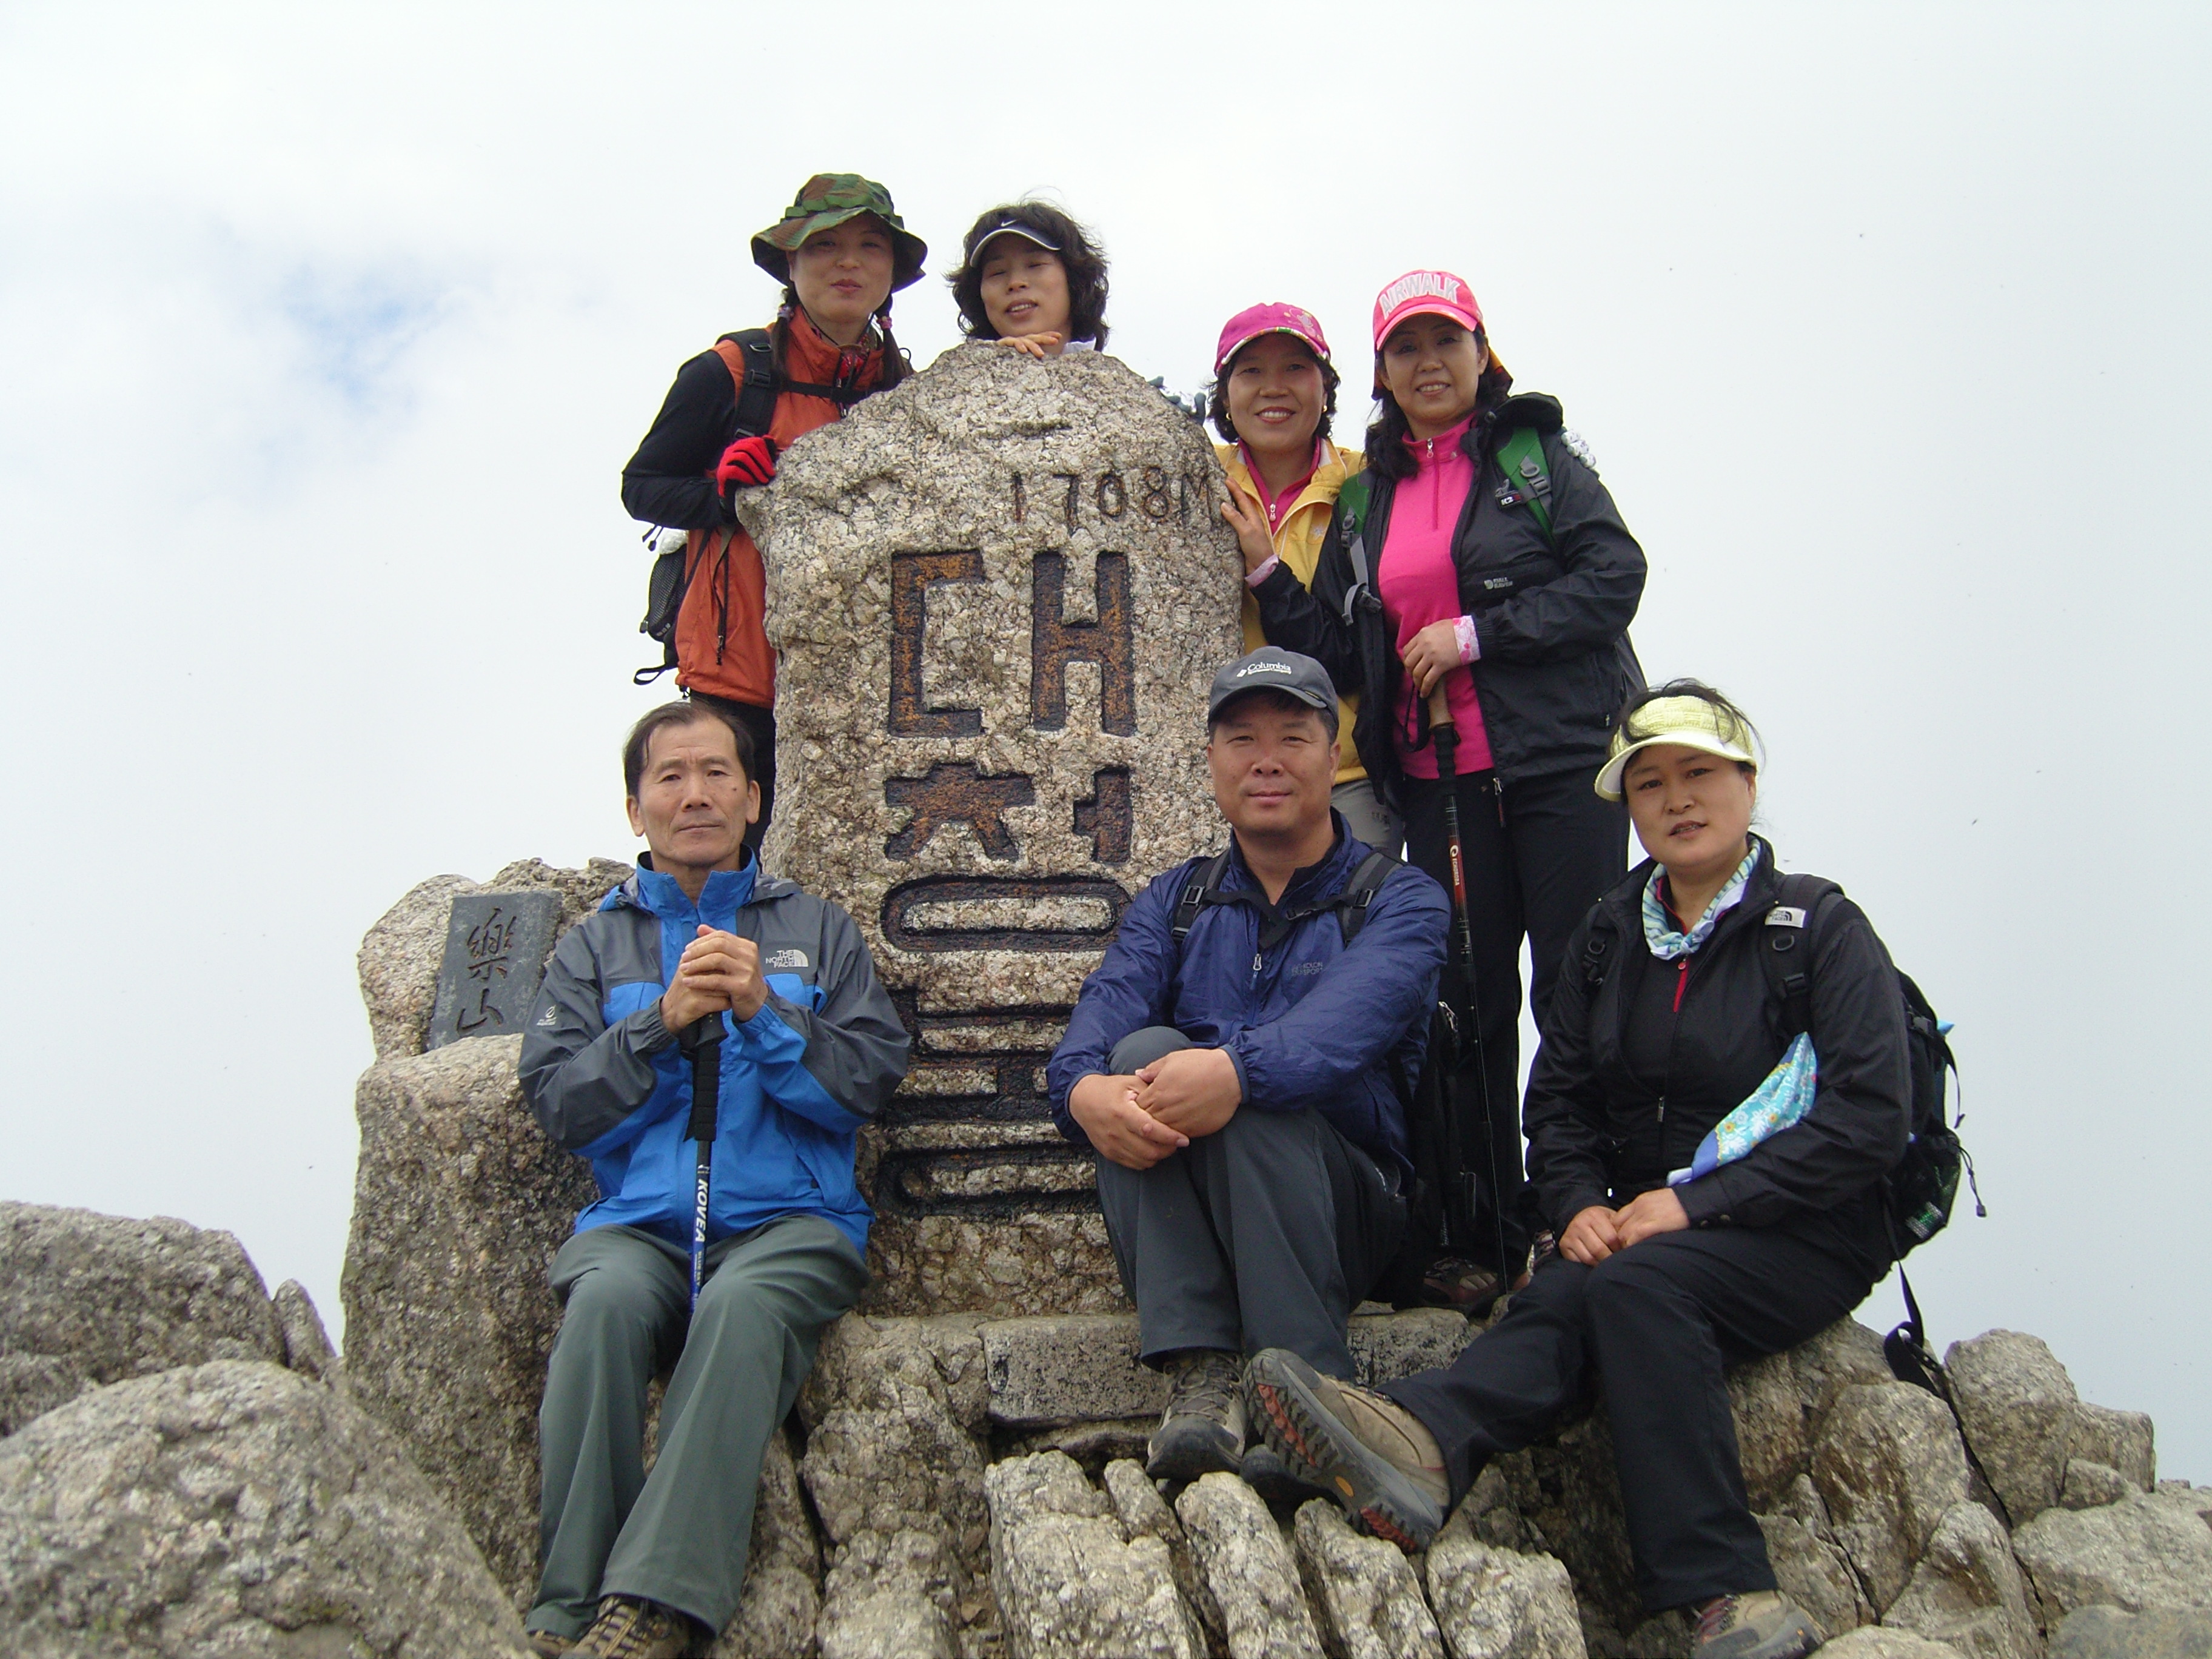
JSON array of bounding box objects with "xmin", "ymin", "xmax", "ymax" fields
[{"xmin": 763, "ymin": 948, "xmax": 809, "ymax": 970}]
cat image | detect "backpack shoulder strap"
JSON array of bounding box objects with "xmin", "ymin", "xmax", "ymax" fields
[
  {"xmin": 712, "ymin": 329, "xmax": 780, "ymax": 437},
  {"xmin": 1335, "ymin": 850, "xmax": 1398, "ymax": 946},
  {"xmin": 1333, "ymin": 472, "xmax": 1376, "ymax": 614},
  {"xmin": 1759, "ymin": 873, "xmax": 1845, "ymax": 1036},
  {"xmin": 1170, "ymin": 851, "xmax": 1234, "ymax": 947},
  {"xmin": 1492, "ymin": 425, "xmax": 1555, "ymax": 547}
]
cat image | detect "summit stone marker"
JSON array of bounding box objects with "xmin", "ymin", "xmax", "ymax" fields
[{"xmin": 737, "ymin": 343, "xmax": 1241, "ymax": 1316}]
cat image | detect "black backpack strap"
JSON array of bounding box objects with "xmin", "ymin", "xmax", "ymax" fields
[
  {"xmin": 716, "ymin": 329, "xmax": 781, "ymax": 436},
  {"xmin": 1170, "ymin": 851, "xmax": 1233, "ymax": 947},
  {"xmin": 778, "ymin": 380, "xmax": 871, "ymax": 407},
  {"xmin": 1334, "ymin": 850, "xmax": 1397, "ymax": 946},
  {"xmin": 1757, "ymin": 873, "xmax": 1843, "ymax": 1037}
]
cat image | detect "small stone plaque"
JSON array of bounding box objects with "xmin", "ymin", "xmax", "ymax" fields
[{"xmin": 426, "ymin": 891, "xmax": 564, "ymax": 1050}]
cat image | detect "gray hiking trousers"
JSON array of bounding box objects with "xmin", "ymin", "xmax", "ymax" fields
[
  {"xmin": 528, "ymin": 1217, "xmax": 866, "ymax": 1640},
  {"xmin": 1092, "ymin": 1027, "xmax": 1406, "ymax": 1380}
]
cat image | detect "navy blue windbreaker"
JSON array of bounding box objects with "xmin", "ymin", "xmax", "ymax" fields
[{"xmin": 1047, "ymin": 824, "xmax": 1448, "ymax": 1178}]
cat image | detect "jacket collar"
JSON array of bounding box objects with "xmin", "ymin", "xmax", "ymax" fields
[
  {"xmin": 783, "ymin": 306, "xmax": 885, "ymax": 390},
  {"xmin": 606, "ymin": 850, "xmax": 796, "ymax": 916},
  {"xmin": 1612, "ymin": 836, "xmax": 1777, "ymax": 947},
  {"xmin": 1219, "ymin": 440, "xmax": 1359, "ymax": 529},
  {"xmin": 1222, "ymin": 811, "xmax": 1359, "ymax": 908}
]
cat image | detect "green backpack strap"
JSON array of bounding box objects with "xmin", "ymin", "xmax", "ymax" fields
[
  {"xmin": 1333, "ymin": 471, "xmax": 1376, "ymax": 620},
  {"xmin": 1493, "ymin": 426, "xmax": 1554, "ymax": 547}
]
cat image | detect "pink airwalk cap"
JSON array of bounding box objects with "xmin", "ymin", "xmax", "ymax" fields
[
  {"xmin": 1371, "ymin": 269, "xmax": 1485, "ymax": 349},
  {"xmin": 1213, "ymin": 302, "xmax": 1332, "ymax": 378}
]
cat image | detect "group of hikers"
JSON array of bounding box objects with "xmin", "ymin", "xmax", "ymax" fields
[{"xmin": 517, "ymin": 172, "xmax": 1930, "ymax": 1659}]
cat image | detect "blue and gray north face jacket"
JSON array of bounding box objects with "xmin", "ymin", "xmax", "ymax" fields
[{"xmin": 520, "ymin": 857, "xmax": 908, "ymax": 1253}]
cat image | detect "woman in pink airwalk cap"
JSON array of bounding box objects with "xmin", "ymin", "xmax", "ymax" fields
[{"xmin": 1252, "ymin": 268, "xmax": 1650, "ymax": 1312}]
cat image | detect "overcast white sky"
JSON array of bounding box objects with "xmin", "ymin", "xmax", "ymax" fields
[{"xmin": 3, "ymin": 2, "xmax": 2207, "ymax": 1476}]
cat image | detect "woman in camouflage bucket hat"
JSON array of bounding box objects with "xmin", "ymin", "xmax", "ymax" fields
[{"xmin": 619, "ymin": 172, "xmax": 928, "ymax": 850}]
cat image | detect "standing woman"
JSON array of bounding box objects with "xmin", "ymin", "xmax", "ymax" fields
[
  {"xmin": 622, "ymin": 173, "xmax": 927, "ymax": 848},
  {"xmin": 1253, "ymin": 270, "xmax": 1646, "ymax": 1302},
  {"xmin": 944, "ymin": 201, "xmax": 1110, "ymax": 359},
  {"xmin": 1210, "ymin": 303, "xmax": 1397, "ymax": 853}
]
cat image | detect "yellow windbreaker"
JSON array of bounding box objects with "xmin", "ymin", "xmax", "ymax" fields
[{"xmin": 1220, "ymin": 440, "xmax": 1369, "ymax": 785}]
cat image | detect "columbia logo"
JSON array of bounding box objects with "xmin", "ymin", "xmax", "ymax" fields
[
  {"xmin": 763, "ymin": 948, "xmax": 809, "ymax": 970},
  {"xmin": 1378, "ymin": 271, "xmax": 1462, "ymax": 312},
  {"xmin": 535, "ymin": 1007, "xmax": 558, "ymax": 1027},
  {"xmin": 1235, "ymin": 662, "xmax": 1295, "ymax": 679}
]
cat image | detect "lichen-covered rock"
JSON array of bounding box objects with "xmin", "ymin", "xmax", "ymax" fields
[
  {"xmin": 1421, "ymin": 1531, "xmax": 1587, "ymax": 1659},
  {"xmin": 1105, "ymin": 1458, "xmax": 1216, "ymax": 1650},
  {"xmin": 799, "ymin": 1316, "xmax": 991, "ymax": 1657},
  {"xmin": 2058, "ymin": 1461, "xmax": 2131, "ymax": 1512},
  {"xmin": 2066, "ymin": 1403, "xmax": 2154, "ymax": 1494},
  {"xmin": 816, "ymin": 1527, "xmax": 960, "ymax": 1659},
  {"xmin": 1883, "ymin": 1501, "xmax": 2043, "ymax": 1659},
  {"xmin": 2049, "ymin": 1603, "xmax": 2212, "ymax": 1658},
  {"xmin": 736, "ymin": 344, "xmax": 1242, "ymax": 1319},
  {"xmin": 1812, "ymin": 1382, "xmax": 1972, "ymax": 1614},
  {"xmin": 986, "ymin": 1452, "xmax": 1200, "ymax": 1659},
  {"xmin": 712, "ymin": 1427, "xmax": 823, "ymax": 1659},
  {"xmin": 1820, "ymin": 1631, "xmax": 1968, "ymax": 1658},
  {"xmin": 1493, "ymin": 1409, "xmax": 1640, "ymax": 1641},
  {"xmin": 1292, "ymin": 1499, "xmax": 1444, "ymax": 1659},
  {"xmin": 358, "ymin": 859, "xmax": 629, "ymax": 1061},
  {"xmin": 0, "ymin": 1200, "xmax": 282, "ymax": 1435},
  {"xmin": 272, "ymin": 1277, "xmax": 337, "ymax": 1382},
  {"xmin": 0, "ymin": 1359, "xmax": 526, "ymax": 1656},
  {"xmin": 340, "ymin": 1034, "xmax": 595, "ymax": 1603},
  {"xmin": 2011, "ymin": 1487, "xmax": 2212, "ymax": 1619},
  {"xmin": 1178, "ymin": 1472, "xmax": 1326, "ymax": 1659},
  {"xmin": 1757, "ymin": 1474, "xmax": 1872, "ymax": 1640},
  {"xmin": 1945, "ymin": 1332, "xmax": 2077, "ymax": 1526},
  {"xmin": 1729, "ymin": 1349, "xmax": 1812, "ymax": 1513}
]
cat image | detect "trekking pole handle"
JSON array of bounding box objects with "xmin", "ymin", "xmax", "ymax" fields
[{"xmin": 680, "ymin": 1014, "xmax": 723, "ymax": 1144}]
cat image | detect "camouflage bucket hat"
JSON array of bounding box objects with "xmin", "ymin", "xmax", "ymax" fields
[{"xmin": 751, "ymin": 172, "xmax": 928, "ymax": 292}]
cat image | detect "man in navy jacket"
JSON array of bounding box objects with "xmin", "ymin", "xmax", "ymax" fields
[
  {"xmin": 1047, "ymin": 648, "xmax": 1448, "ymax": 1481},
  {"xmin": 519, "ymin": 702, "xmax": 908, "ymax": 1659}
]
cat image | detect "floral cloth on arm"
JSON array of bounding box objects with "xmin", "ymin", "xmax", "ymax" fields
[{"xmin": 1668, "ymin": 1033, "xmax": 1817, "ymax": 1187}]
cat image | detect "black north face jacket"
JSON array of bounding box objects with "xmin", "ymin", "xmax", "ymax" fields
[
  {"xmin": 1524, "ymin": 839, "xmax": 1911, "ymax": 1270},
  {"xmin": 1252, "ymin": 393, "xmax": 1646, "ymax": 793}
]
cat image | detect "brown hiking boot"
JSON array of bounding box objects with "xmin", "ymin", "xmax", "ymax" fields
[
  {"xmin": 568, "ymin": 1596, "xmax": 702, "ymax": 1659},
  {"xmin": 525, "ymin": 1632, "xmax": 571, "ymax": 1659},
  {"xmin": 1145, "ymin": 1349, "xmax": 1247, "ymax": 1481},
  {"xmin": 1244, "ymin": 1348, "xmax": 1448, "ymax": 1552},
  {"xmin": 1693, "ymin": 1591, "xmax": 1825, "ymax": 1658}
]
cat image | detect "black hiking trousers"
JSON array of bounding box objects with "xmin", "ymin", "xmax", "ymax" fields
[
  {"xmin": 1401, "ymin": 761, "xmax": 1627, "ymax": 1274},
  {"xmin": 1381, "ymin": 1224, "xmax": 1877, "ymax": 1612}
]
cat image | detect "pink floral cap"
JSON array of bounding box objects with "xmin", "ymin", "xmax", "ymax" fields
[{"xmin": 1213, "ymin": 302, "xmax": 1332, "ymax": 378}]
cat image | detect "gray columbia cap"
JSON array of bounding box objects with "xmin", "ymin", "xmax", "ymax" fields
[{"xmin": 1206, "ymin": 646, "xmax": 1339, "ymax": 725}]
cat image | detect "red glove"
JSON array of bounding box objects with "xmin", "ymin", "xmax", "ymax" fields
[{"xmin": 714, "ymin": 435, "xmax": 778, "ymax": 496}]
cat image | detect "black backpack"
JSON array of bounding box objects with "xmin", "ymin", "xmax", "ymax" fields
[
  {"xmin": 633, "ymin": 330, "xmax": 781, "ymax": 685},
  {"xmin": 1755, "ymin": 874, "xmax": 1984, "ymax": 1389},
  {"xmin": 1168, "ymin": 846, "xmax": 1396, "ymax": 956}
]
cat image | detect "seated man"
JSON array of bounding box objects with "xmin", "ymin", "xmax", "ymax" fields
[
  {"xmin": 1047, "ymin": 646, "xmax": 1448, "ymax": 1480},
  {"xmin": 519, "ymin": 702, "xmax": 908, "ymax": 1658}
]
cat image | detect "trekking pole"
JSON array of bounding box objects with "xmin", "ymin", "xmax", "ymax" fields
[
  {"xmin": 677, "ymin": 1014, "xmax": 725, "ymax": 1309},
  {"xmin": 1427, "ymin": 686, "xmax": 1513, "ymax": 1298}
]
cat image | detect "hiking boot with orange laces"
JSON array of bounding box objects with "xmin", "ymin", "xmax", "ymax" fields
[
  {"xmin": 567, "ymin": 1595, "xmax": 703, "ymax": 1659},
  {"xmin": 1244, "ymin": 1348, "xmax": 1447, "ymax": 1552},
  {"xmin": 1692, "ymin": 1591, "xmax": 1825, "ymax": 1658}
]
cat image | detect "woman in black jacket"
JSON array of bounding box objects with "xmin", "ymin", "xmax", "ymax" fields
[
  {"xmin": 1246, "ymin": 683, "xmax": 1909, "ymax": 1659},
  {"xmin": 1252, "ymin": 269, "xmax": 1647, "ymax": 1305}
]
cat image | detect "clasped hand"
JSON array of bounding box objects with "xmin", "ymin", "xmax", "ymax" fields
[
  {"xmin": 1068, "ymin": 1048, "xmax": 1242, "ymax": 1171},
  {"xmin": 659, "ymin": 924, "xmax": 768, "ymax": 1033},
  {"xmin": 1558, "ymin": 1188, "xmax": 1690, "ymax": 1265}
]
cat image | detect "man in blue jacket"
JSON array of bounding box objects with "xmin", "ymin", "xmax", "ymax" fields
[
  {"xmin": 1048, "ymin": 647, "xmax": 1449, "ymax": 1481},
  {"xmin": 519, "ymin": 702, "xmax": 908, "ymax": 1659}
]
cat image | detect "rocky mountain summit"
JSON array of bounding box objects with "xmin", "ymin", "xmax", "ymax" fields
[
  {"xmin": 4, "ymin": 352, "xmax": 2207, "ymax": 1657},
  {"xmin": 0, "ymin": 857, "xmax": 2204, "ymax": 1657}
]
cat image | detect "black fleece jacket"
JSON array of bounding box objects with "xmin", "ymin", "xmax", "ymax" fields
[
  {"xmin": 1252, "ymin": 393, "xmax": 1646, "ymax": 790},
  {"xmin": 1523, "ymin": 840, "xmax": 1911, "ymax": 1270}
]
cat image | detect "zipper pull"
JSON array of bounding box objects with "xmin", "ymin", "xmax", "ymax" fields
[{"xmin": 1656, "ymin": 1095, "xmax": 1667, "ymax": 1124}]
